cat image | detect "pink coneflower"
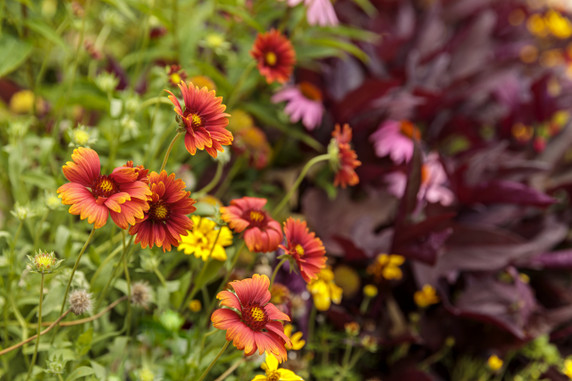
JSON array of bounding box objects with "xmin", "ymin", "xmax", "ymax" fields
[
  {"xmin": 370, "ymin": 120, "xmax": 421, "ymax": 164},
  {"xmin": 386, "ymin": 152, "xmax": 454, "ymax": 206},
  {"xmin": 220, "ymin": 197, "xmax": 283, "ymax": 253},
  {"xmin": 272, "ymin": 82, "xmax": 324, "ymax": 130},
  {"xmin": 211, "ymin": 274, "xmax": 292, "ymax": 362},
  {"xmin": 251, "ymin": 30, "xmax": 296, "ymax": 84},
  {"xmin": 280, "ymin": 218, "xmax": 326, "ymax": 283},
  {"xmin": 57, "ymin": 147, "xmax": 151, "ymax": 229},
  {"xmin": 286, "ymin": 0, "xmax": 338, "ymax": 26}
]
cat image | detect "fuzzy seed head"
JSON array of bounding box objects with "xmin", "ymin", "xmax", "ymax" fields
[
  {"xmin": 131, "ymin": 281, "xmax": 151, "ymax": 308},
  {"xmin": 69, "ymin": 289, "xmax": 92, "ymax": 315}
]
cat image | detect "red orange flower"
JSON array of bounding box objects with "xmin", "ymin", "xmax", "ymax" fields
[
  {"xmin": 251, "ymin": 29, "xmax": 296, "ymax": 84},
  {"xmin": 332, "ymin": 123, "xmax": 361, "ymax": 188},
  {"xmin": 166, "ymin": 81, "xmax": 233, "ymax": 158},
  {"xmin": 57, "ymin": 147, "xmax": 151, "ymax": 229},
  {"xmin": 220, "ymin": 197, "xmax": 283, "ymax": 253},
  {"xmin": 211, "ymin": 274, "xmax": 292, "ymax": 362},
  {"xmin": 280, "ymin": 218, "xmax": 326, "ymax": 283},
  {"xmin": 129, "ymin": 171, "xmax": 196, "ymax": 252}
]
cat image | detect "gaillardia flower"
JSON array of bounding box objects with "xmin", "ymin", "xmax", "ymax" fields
[
  {"xmin": 129, "ymin": 171, "xmax": 196, "ymax": 252},
  {"xmin": 57, "ymin": 147, "xmax": 151, "ymax": 229},
  {"xmin": 330, "ymin": 124, "xmax": 361, "ymax": 188},
  {"xmin": 280, "ymin": 218, "xmax": 326, "ymax": 283},
  {"xmin": 220, "ymin": 197, "xmax": 283, "ymax": 253},
  {"xmin": 251, "ymin": 353, "xmax": 303, "ymax": 381},
  {"xmin": 211, "ymin": 274, "xmax": 292, "ymax": 362},
  {"xmin": 166, "ymin": 81, "xmax": 233, "ymax": 158},
  {"xmin": 177, "ymin": 215, "xmax": 233, "ymax": 261},
  {"xmin": 251, "ymin": 29, "xmax": 296, "ymax": 84},
  {"xmin": 272, "ymin": 82, "xmax": 324, "ymax": 130}
]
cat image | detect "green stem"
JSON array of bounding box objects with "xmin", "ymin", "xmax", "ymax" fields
[
  {"xmin": 140, "ymin": 96, "xmax": 173, "ymax": 110},
  {"xmin": 214, "ymin": 156, "xmax": 245, "ymax": 198},
  {"xmin": 308, "ymin": 304, "xmax": 317, "ymax": 345},
  {"xmin": 26, "ymin": 273, "xmax": 44, "ymax": 380},
  {"xmin": 180, "ymin": 226, "xmax": 223, "ymax": 312},
  {"xmin": 9, "ymin": 220, "xmax": 24, "ymax": 279},
  {"xmin": 59, "ymin": 227, "xmax": 96, "ymax": 316},
  {"xmin": 96, "ymin": 236, "xmax": 133, "ymax": 309},
  {"xmin": 33, "ymin": 210, "xmax": 49, "ymax": 249},
  {"xmin": 272, "ymin": 154, "xmax": 331, "ymax": 215},
  {"xmin": 160, "ymin": 131, "xmax": 184, "ymax": 173},
  {"xmin": 195, "ymin": 161, "xmax": 224, "ymax": 196},
  {"xmin": 269, "ymin": 257, "xmax": 287, "ymax": 288},
  {"xmin": 123, "ymin": 246, "xmax": 132, "ymax": 335},
  {"xmin": 197, "ymin": 340, "xmax": 230, "ymax": 381},
  {"xmin": 227, "ymin": 61, "xmax": 256, "ymax": 108}
]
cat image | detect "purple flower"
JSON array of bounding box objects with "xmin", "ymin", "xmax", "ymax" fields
[
  {"xmin": 370, "ymin": 120, "xmax": 420, "ymax": 164},
  {"xmin": 286, "ymin": 0, "xmax": 338, "ymax": 26},
  {"xmin": 272, "ymin": 82, "xmax": 324, "ymax": 131}
]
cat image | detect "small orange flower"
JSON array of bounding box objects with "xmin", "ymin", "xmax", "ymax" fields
[
  {"xmin": 220, "ymin": 197, "xmax": 283, "ymax": 253},
  {"xmin": 331, "ymin": 124, "xmax": 361, "ymax": 188},
  {"xmin": 129, "ymin": 171, "xmax": 196, "ymax": 252},
  {"xmin": 57, "ymin": 147, "xmax": 151, "ymax": 229},
  {"xmin": 166, "ymin": 81, "xmax": 233, "ymax": 158},
  {"xmin": 251, "ymin": 29, "xmax": 296, "ymax": 84},
  {"xmin": 211, "ymin": 274, "xmax": 292, "ymax": 362},
  {"xmin": 280, "ymin": 218, "xmax": 326, "ymax": 283}
]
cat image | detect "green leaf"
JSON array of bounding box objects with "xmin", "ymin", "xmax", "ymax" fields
[
  {"xmin": 193, "ymin": 259, "xmax": 225, "ymax": 292},
  {"xmin": 24, "ymin": 18, "xmax": 69, "ymax": 50},
  {"xmin": 89, "ymin": 361, "xmax": 107, "ymax": 380},
  {"xmin": 322, "ymin": 25, "xmax": 380, "ymax": 43},
  {"xmin": 350, "ymin": 0, "xmax": 378, "ymax": 17},
  {"xmin": 305, "ymin": 37, "xmax": 369, "ymax": 63},
  {"xmin": 66, "ymin": 366, "xmax": 95, "ymax": 381},
  {"xmin": 218, "ymin": 5, "xmax": 263, "ymax": 32},
  {"xmin": 0, "ymin": 35, "xmax": 33, "ymax": 77},
  {"xmin": 76, "ymin": 328, "xmax": 93, "ymax": 357}
]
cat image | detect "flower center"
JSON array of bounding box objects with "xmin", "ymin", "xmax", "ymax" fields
[
  {"xmin": 149, "ymin": 201, "xmax": 169, "ymax": 222},
  {"xmin": 294, "ymin": 244, "xmax": 305, "ymax": 256},
  {"xmin": 267, "ymin": 371, "xmax": 280, "ymax": 381},
  {"xmin": 299, "ymin": 82, "xmax": 323, "ymax": 101},
  {"xmin": 243, "ymin": 304, "xmax": 268, "ymax": 331},
  {"xmin": 265, "ymin": 51, "xmax": 277, "ymax": 66},
  {"xmin": 399, "ymin": 121, "xmax": 421, "ymax": 140},
  {"xmin": 249, "ymin": 210, "xmax": 265, "ymax": 223},
  {"xmin": 186, "ymin": 112, "xmax": 203, "ymax": 129},
  {"xmin": 91, "ymin": 175, "xmax": 118, "ymax": 198}
]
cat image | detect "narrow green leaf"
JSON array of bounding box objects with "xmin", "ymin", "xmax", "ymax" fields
[{"xmin": 306, "ymin": 37, "xmax": 369, "ymax": 63}]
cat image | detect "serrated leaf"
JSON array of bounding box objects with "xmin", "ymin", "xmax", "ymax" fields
[
  {"xmin": 66, "ymin": 366, "xmax": 95, "ymax": 381},
  {"xmin": 0, "ymin": 35, "xmax": 33, "ymax": 77},
  {"xmin": 76, "ymin": 328, "xmax": 93, "ymax": 356}
]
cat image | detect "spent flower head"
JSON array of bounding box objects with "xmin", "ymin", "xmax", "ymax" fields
[
  {"xmin": 69, "ymin": 289, "xmax": 92, "ymax": 315},
  {"xmin": 27, "ymin": 250, "xmax": 63, "ymax": 274},
  {"xmin": 131, "ymin": 281, "xmax": 152, "ymax": 308}
]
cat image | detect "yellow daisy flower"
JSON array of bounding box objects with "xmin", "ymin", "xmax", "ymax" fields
[
  {"xmin": 177, "ymin": 216, "xmax": 233, "ymax": 261},
  {"xmin": 251, "ymin": 353, "xmax": 303, "ymax": 381}
]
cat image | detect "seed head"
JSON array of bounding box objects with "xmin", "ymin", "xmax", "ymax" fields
[
  {"xmin": 131, "ymin": 281, "xmax": 151, "ymax": 308},
  {"xmin": 69, "ymin": 289, "xmax": 92, "ymax": 315}
]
